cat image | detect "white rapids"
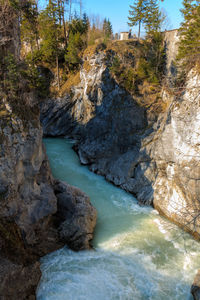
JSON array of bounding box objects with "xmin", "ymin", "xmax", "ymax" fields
[{"xmin": 37, "ymin": 138, "xmax": 200, "ymax": 300}]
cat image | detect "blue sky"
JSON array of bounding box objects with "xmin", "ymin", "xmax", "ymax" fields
[{"xmin": 84, "ymin": 0, "xmax": 183, "ymax": 34}]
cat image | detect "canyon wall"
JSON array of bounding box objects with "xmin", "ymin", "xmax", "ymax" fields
[
  {"xmin": 0, "ymin": 98, "xmax": 97, "ymax": 299},
  {"xmin": 0, "ymin": 3, "xmax": 96, "ymax": 299},
  {"xmin": 41, "ymin": 33, "xmax": 200, "ymax": 238}
]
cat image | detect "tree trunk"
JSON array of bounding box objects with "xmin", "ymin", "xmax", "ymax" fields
[
  {"xmin": 56, "ymin": 55, "xmax": 60, "ymax": 91},
  {"xmin": 35, "ymin": 34, "xmax": 39, "ymax": 50},
  {"xmin": 61, "ymin": 1, "xmax": 67, "ymax": 44},
  {"xmin": 80, "ymin": 0, "xmax": 82, "ymax": 18},
  {"xmin": 62, "ymin": 12, "xmax": 67, "ymax": 44},
  {"xmin": 35, "ymin": 0, "xmax": 40, "ymax": 50},
  {"xmin": 138, "ymin": 20, "xmax": 141, "ymax": 40},
  {"xmin": 69, "ymin": 0, "xmax": 72, "ymax": 21},
  {"xmin": 57, "ymin": 0, "xmax": 62, "ymax": 26}
]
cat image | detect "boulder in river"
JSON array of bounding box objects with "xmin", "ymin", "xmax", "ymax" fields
[{"xmin": 54, "ymin": 180, "xmax": 97, "ymax": 251}]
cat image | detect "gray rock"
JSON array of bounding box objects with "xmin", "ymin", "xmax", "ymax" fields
[
  {"xmin": 0, "ymin": 98, "xmax": 97, "ymax": 298},
  {"xmin": 54, "ymin": 180, "xmax": 97, "ymax": 251}
]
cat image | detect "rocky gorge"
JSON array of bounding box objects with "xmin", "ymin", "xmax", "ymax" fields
[
  {"xmin": 41, "ymin": 31, "xmax": 200, "ymax": 240},
  {"xmin": 1, "ymin": 1, "xmax": 200, "ymax": 297},
  {"xmin": 41, "ymin": 32, "xmax": 200, "ymax": 298}
]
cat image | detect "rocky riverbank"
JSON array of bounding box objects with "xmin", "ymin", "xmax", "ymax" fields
[{"xmin": 0, "ymin": 99, "xmax": 97, "ymax": 299}]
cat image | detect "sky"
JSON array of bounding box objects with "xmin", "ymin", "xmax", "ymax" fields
[{"xmin": 83, "ymin": 0, "xmax": 183, "ymax": 34}]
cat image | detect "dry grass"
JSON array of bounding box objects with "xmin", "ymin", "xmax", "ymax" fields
[
  {"xmin": 0, "ymin": 102, "xmax": 9, "ymax": 118},
  {"xmin": 83, "ymin": 60, "xmax": 92, "ymax": 73},
  {"xmin": 60, "ymin": 71, "xmax": 80, "ymax": 96},
  {"xmin": 107, "ymin": 40, "xmax": 141, "ymax": 56},
  {"xmin": 135, "ymin": 81, "xmax": 170, "ymax": 113},
  {"xmin": 0, "ymin": 109, "xmax": 8, "ymax": 117},
  {"xmin": 83, "ymin": 45, "xmax": 98, "ymax": 57}
]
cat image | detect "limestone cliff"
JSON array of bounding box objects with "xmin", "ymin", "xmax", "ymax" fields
[
  {"xmin": 0, "ymin": 98, "xmax": 97, "ymax": 300},
  {"xmin": 41, "ymin": 36, "xmax": 200, "ymax": 239},
  {"xmin": 0, "ymin": 2, "xmax": 96, "ymax": 299}
]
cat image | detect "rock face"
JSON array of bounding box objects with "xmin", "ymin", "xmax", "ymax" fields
[
  {"xmin": 41, "ymin": 40, "xmax": 200, "ymax": 239},
  {"xmin": 164, "ymin": 29, "xmax": 180, "ymax": 79},
  {"xmin": 0, "ymin": 108, "xmax": 58, "ymax": 263},
  {"xmin": 0, "ymin": 257, "xmax": 41, "ymax": 300},
  {"xmin": 0, "ymin": 3, "xmax": 97, "ymax": 298},
  {"xmin": 0, "ymin": 99, "xmax": 97, "ymax": 299}
]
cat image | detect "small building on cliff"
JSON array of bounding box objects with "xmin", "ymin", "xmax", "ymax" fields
[{"xmin": 120, "ymin": 31, "xmax": 132, "ymax": 40}]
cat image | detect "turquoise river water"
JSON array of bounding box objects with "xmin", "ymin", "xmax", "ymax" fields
[{"xmin": 37, "ymin": 138, "xmax": 200, "ymax": 300}]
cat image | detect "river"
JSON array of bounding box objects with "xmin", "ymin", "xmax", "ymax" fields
[{"xmin": 37, "ymin": 138, "xmax": 200, "ymax": 300}]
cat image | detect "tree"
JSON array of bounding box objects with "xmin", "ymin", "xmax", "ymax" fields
[
  {"xmin": 39, "ymin": 0, "xmax": 63, "ymax": 89},
  {"xmin": 79, "ymin": 0, "xmax": 83, "ymax": 18},
  {"xmin": 82, "ymin": 12, "xmax": 89, "ymax": 33},
  {"xmin": 68, "ymin": 15, "xmax": 88, "ymax": 35},
  {"xmin": 65, "ymin": 31, "xmax": 83, "ymax": 69},
  {"xmin": 177, "ymin": 0, "xmax": 200, "ymax": 71},
  {"xmin": 103, "ymin": 18, "xmax": 113, "ymax": 39},
  {"xmin": 67, "ymin": 0, "xmax": 73, "ymax": 21},
  {"xmin": 144, "ymin": 0, "xmax": 163, "ymax": 34},
  {"xmin": 128, "ymin": 0, "xmax": 147, "ymax": 39},
  {"xmin": 21, "ymin": 0, "xmax": 39, "ymax": 53}
]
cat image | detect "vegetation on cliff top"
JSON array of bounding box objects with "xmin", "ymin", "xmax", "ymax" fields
[
  {"xmin": 19, "ymin": 0, "xmax": 114, "ymax": 96},
  {"xmin": 107, "ymin": 35, "xmax": 166, "ymax": 113},
  {"xmin": 2, "ymin": 0, "xmax": 200, "ymax": 112},
  {"xmin": 177, "ymin": 0, "xmax": 200, "ymax": 74},
  {"xmin": 17, "ymin": 0, "xmax": 168, "ymax": 98}
]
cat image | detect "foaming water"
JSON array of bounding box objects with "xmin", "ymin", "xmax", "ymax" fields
[{"xmin": 37, "ymin": 138, "xmax": 200, "ymax": 300}]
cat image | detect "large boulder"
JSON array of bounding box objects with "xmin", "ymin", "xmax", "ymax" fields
[{"xmin": 54, "ymin": 180, "xmax": 97, "ymax": 251}]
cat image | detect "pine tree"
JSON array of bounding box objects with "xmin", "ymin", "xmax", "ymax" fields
[
  {"xmin": 177, "ymin": 0, "xmax": 200, "ymax": 71},
  {"xmin": 69, "ymin": 16, "xmax": 88, "ymax": 35},
  {"xmin": 103, "ymin": 18, "xmax": 113, "ymax": 39},
  {"xmin": 82, "ymin": 13, "xmax": 89, "ymax": 33},
  {"xmin": 39, "ymin": 0, "xmax": 62, "ymax": 89},
  {"xmin": 144, "ymin": 0, "xmax": 162, "ymax": 34},
  {"xmin": 128, "ymin": 0, "xmax": 147, "ymax": 39},
  {"xmin": 21, "ymin": 0, "xmax": 39, "ymax": 52},
  {"xmin": 65, "ymin": 31, "xmax": 83, "ymax": 69}
]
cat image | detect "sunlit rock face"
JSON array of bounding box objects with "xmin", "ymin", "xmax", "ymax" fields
[
  {"xmin": 164, "ymin": 29, "xmax": 180, "ymax": 79},
  {"xmin": 41, "ymin": 49, "xmax": 147, "ymax": 141},
  {"xmin": 148, "ymin": 70, "xmax": 200, "ymax": 235},
  {"xmin": 41, "ymin": 37, "xmax": 200, "ymax": 238}
]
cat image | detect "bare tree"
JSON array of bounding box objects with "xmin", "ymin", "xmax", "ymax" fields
[{"xmin": 79, "ymin": 0, "xmax": 82, "ymax": 18}]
